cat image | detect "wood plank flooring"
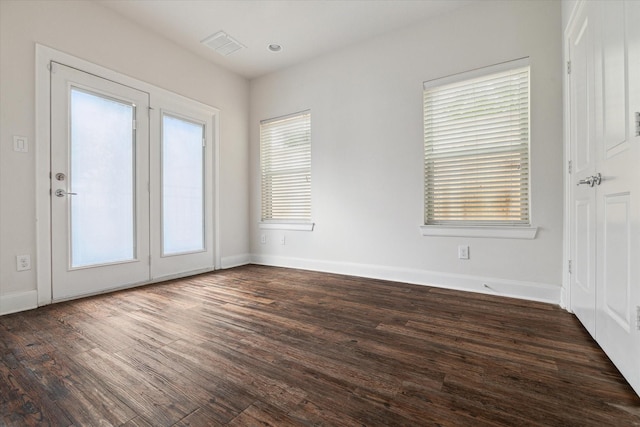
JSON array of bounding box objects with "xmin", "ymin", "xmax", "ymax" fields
[{"xmin": 1, "ymin": 264, "xmax": 639, "ymax": 426}]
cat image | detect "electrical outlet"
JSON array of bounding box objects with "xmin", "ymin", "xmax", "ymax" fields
[
  {"xmin": 16, "ymin": 254, "xmax": 31, "ymax": 271},
  {"xmin": 260, "ymin": 234, "xmax": 266, "ymax": 244},
  {"xmin": 458, "ymin": 245, "xmax": 470, "ymax": 260},
  {"xmin": 280, "ymin": 235, "xmax": 286, "ymax": 245}
]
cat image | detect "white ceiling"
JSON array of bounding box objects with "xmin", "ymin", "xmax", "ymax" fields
[{"xmin": 98, "ymin": 0, "xmax": 474, "ymax": 79}]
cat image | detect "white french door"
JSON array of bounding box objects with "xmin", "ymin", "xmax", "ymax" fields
[
  {"xmin": 568, "ymin": 0, "xmax": 640, "ymax": 395},
  {"xmin": 51, "ymin": 63, "xmax": 150, "ymax": 300},
  {"xmin": 150, "ymin": 92, "xmax": 215, "ymax": 279},
  {"xmin": 50, "ymin": 62, "xmax": 216, "ymax": 301}
]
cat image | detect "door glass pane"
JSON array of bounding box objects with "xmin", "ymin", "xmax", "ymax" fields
[
  {"xmin": 70, "ymin": 88, "xmax": 135, "ymax": 267},
  {"xmin": 162, "ymin": 114, "xmax": 205, "ymax": 255}
]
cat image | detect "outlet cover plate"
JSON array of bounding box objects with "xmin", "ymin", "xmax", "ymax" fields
[{"xmin": 16, "ymin": 254, "xmax": 31, "ymax": 271}]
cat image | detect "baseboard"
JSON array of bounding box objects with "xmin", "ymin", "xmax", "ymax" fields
[
  {"xmin": 250, "ymin": 254, "xmax": 562, "ymax": 306},
  {"xmin": 221, "ymin": 253, "xmax": 252, "ymax": 269},
  {"xmin": 2, "ymin": 256, "xmax": 250, "ymax": 316},
  {"xmin": 0, "ymin": 290, "xmax": 38, "ymax": 316},
  {"xmin": 0, "ymin": 256, "xmax": 559, "ymax": 316}
]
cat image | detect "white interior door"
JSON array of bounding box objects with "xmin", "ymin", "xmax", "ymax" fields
[
  {"xmin": 594, "ymin": 0, "xmax": 640, "ymax": 395},
  {"xmin": 51, "ymin": 62, "xmax": 150, "ymax": 300},
  {"xmin": 568, "ymin": 2, "xmax": 597, "ymax": 337},
  {"xmin": 569, "ymin": 0, "xmax": 640, "ymax": 395}
]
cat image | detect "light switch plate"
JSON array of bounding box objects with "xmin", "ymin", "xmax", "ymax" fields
[
  {"xmin": 458, "ymin": 245, "xmax": 470, "ymax": 260},
  {"xmin": 13, "ymin": 136, "xmax": 28, "ymax": 153}
]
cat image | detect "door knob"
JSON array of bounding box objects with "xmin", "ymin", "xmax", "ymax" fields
[
  {"xmin": 55, "ymin": 189, "xmax": 77, "ymax": 197},
  {"xmin": 577, "ymin": 173, "xmax": 602, "ymax": 187}
]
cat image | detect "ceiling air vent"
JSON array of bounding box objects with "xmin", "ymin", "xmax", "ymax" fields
[{"xmin": 201, "ymin": 31, "xmax": 245, "ymax": 56}]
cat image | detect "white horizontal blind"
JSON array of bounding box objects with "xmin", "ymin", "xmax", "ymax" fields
[
  {"xmin": 261, "ymin": 111, "xmax": 311, "ymax": 221},
  {"xmin": 424, "ymin": 63, "xmax": 530, "ymax": 225}
]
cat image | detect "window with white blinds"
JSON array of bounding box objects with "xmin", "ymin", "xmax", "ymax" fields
[
  {"xmin": 423, "ymin": 59, "xmax": 530, "ymax": 226},
  {"xmin": 260, "ymin": 111, "xmax": 311, "ymax": 222}
]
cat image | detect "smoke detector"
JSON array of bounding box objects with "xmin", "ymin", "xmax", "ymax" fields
[{"xmin": 201, "ymin": 31, "xmax": 245, "ymax": 56}]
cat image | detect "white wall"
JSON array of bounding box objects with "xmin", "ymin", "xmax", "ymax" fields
[
  {"xmin": 250, "ymin": 0, "xmax": 564, "ymax": 303},
  {"xmin": 0, "ymin": 0, "xmax": 250, "ymax": 313},
  {"xmin": 562, "ymin": 0, "xmax": 580, "ymax": 30}
]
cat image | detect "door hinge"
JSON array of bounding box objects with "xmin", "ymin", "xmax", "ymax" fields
[
  {"xmin": 635, "ymin": 112, "xmax": 640, "ymax": 136},
  {"xmin": 636, "ymin": 306, "xmax": 640, "ymax": 331},
  {"xmin": 132, "ymin": 119, "xmax": 137, "ymax": 130},
  {"xmin": 568, "ymin": 260, "xmax": 572, "ymax": 274},
  {"xmin": 568, "ymin": 160, "xmax": 572, "ymax": 174},
  {"xmin": 567, "ymin": 60, "xmax": 571, "ymax": 74}
]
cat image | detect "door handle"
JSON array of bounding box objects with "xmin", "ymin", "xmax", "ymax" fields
[
  {"xmin": 55, "ymin": 189, "xmax": 77, "ymax": 197},
  {"xmin": 577, "ymin": 173, "xmax": 602, "ymax": 187}
]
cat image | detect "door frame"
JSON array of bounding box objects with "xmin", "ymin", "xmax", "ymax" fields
[
  {"xmin": 35, "ymin": 44, "xmax": 221, "ymax": 306},
  {"xmin": 562, "ymin": 0, "xmax": 584, "ymax": 312}
]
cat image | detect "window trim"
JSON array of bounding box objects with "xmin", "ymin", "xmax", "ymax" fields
[
  {"xmin": 258, "ymin": 221, "xmax": 315, "ymax": 231},
  {"xmin": 420, "ymin": 225, "xmax": 537, "ymax": 239},
  {"xmin": 422, "ymin": 57, "xmax": 534, "ymax": 235}
]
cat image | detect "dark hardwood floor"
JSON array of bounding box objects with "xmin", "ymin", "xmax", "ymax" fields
[{"xmin": 1, "ymin": 265, "xmax": 639, "ymax": 426}]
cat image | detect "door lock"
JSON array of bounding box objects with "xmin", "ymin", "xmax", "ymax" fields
[
  {"xmin": 577, "ymin": 173, "xmax": 602, "ymax": 187},
  {"xmin": 55, "ymin": 189, "xmax": 77, "ymax": 197}
]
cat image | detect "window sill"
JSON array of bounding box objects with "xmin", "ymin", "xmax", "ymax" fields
[
  {"xmin": 420, "ymin": 225, "xmax": 538, "ymax": 239},
  {"xmin": 259, "ymin": 222, "xmax": 315, "ymax": 231}
]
